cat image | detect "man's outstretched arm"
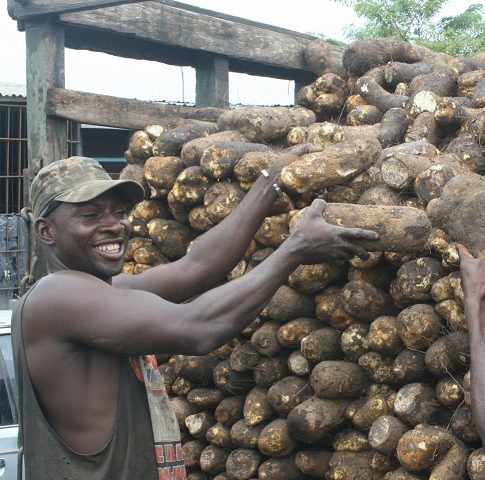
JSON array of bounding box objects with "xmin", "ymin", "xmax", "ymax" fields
[
  {"xmin": 116, "ymin": 144, "xmax": 322, "ymax": 302},
  {"xmin": 32, "ymin": 200, "xmax": 378, "ymax": 356},
  {"xmin": 458, "ymin": 244, "xmax": 485, "ymax": 443}
]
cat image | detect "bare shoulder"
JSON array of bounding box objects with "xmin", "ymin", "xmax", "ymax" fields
[{"xmin": 22, "ymin": 271, "xmax": 112, "ymax": 332}]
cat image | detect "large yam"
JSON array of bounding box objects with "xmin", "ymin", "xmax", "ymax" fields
[
  {"xmin": 217, "ymin": 106, "xmax": 315, "ymax": 143},
  {"xmin": 343, "ymin": 39, "xmax": 428, "ymax": 76},
  {"xmin": 427, "ymin": 174, "xmax": 485, "ymax": 256},
  {"xmin": 290, "ymin": 203, "xmax": 432, "ymax": 253},
  {"xmin": 281, "ymin": 135, "xmax": 382, "ymax": 194}
]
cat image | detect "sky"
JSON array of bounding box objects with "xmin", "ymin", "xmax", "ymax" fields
[{"xmin": 0, "ymin": 0, "xmax": 481, "ymax": 105}]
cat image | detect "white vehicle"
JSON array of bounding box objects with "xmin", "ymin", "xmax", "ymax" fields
[{"xmin": 0, "ymin": 310, "xmax": 20, "ymax": 480}]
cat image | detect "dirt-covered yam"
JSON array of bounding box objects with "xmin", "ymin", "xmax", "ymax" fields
[
  {"xmin": 153, "ymin": 121, "xmax": 218, "ymax": 156},
  {"xmin": 316, "ymin": 286, "xmax": 356, "ymax": 330},
  {"xmin": 340, "ymin": 323, "xmax": 370, "ymax": 361},
  {"xmin": 243, "ymin": 386, "xmax": 274, "ymax": 427},
  {"xmin": 369, "ymin": 415, "xmax": 408, "ymax": 455},
  {"xmin": 217, "ymin": 106, "xmax": 315, "ymax": 143},
  {"xmin": 225, "ymin": 448, "xmax": 262, "ymax": 480},
  {"xmin": 250, "ymin": 321, "xmax": 284, "ymax": 356},
  {"xmin": 396, "ymin": 304, "xmax": 442, "ymax": 350},
  {"xmin": 257, "ymin": 418, "xmax": 298, "ymax": 457},
  {"xmin": 267, "ymin": 376, "xmax": 313, "ymax": 417},
  {"xmin": 367, "ymin": 316, "xmax": 403, "ymax": 355},
  {"xmin": 393, "ymin": 383, "xmax": 440, "ymax": 426},
  {"xmin": 200, "ymin": 141, "xmax": 271, "ymax": 180},
  {"xmin": 276, "ymin": 318, "xmax": 321, "ymax": 349},
  {"xmin": 342, "ymin": 280, "xmax": 397, "ymax": 322},
  {"xmin": 390, "ymin": 257, "xmax": 446, "ymax": 305},
  {"xmin": 148, "ymin": 218, "xmax": 194, "ymax": 259},
  {"xmin": 214, "ymin": 396, "xmax": 244, "ymax": 427},
  {"xmin": 287, "ymin": 396, "xmax": 349, "ymax": 443},
  {"xmin": 311, "ymin": 360, "xmax": 371, "ymax": 399},
  {"xmin": 396, "ymin": 425, "xmax": 468, "ymax": 479},
  {"xmin": 262, "ymin": 285, "xmax": 315, "ymax": 322},
  {"xmin": 180, "ymin": 130, "xmax": 247, "ymax": 167}
]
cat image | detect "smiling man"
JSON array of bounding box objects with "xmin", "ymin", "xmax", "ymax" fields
[{"xmin": 12, "ymin": 152, "xmax": 379, "ymax": 479}]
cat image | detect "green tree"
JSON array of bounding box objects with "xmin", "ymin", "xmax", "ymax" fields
[{"xmin": 336, "ymin": 0, "xmax": 485, "ymax": 56}]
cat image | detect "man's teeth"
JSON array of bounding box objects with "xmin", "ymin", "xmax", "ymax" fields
[{"xmin": 95, "ymin": 243, "xmax": 120, "ymax": 253}]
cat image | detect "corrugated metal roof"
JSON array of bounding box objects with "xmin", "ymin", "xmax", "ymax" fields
[{"xmin": 0, "ymin": 81, "xmax": 26, "ymax": 98}]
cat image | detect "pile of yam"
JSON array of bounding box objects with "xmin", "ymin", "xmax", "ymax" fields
[{"xmin": 120, "ymin": 37, "xmax": 485, "ymax": 479}]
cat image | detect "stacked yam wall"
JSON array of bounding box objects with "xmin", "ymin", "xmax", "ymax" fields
[{"xmin": 120, "ymin": 39, "xmax": 485, "ymax": 480}]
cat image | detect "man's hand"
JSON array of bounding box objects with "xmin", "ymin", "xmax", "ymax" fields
[
  {"xmin": 268, "ymin": 143, "xmax": 323, "ymax": 184},
  {"xmin": 283, "ymin": 199, "xmax": 379, "ymax": 265}
]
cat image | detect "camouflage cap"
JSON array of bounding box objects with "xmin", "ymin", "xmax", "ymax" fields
[{"xmin": 30, "ymin": 156, "xmax": 145, "ymax": 218}]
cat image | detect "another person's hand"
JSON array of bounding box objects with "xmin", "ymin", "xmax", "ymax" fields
[
  {"xmin": 458, "ymin": 243, "xmax": 485, "ymax": 331},
  {"xmin": 268, "ymin": 143, "xmax": 323, "ymax": 183},
  {"xmin": 284, "ymin": 199, "xmax": 379, "ymax": 265}
]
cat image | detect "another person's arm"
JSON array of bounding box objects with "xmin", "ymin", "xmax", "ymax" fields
[
  {"xmin": 114, "ymin": 144, "xmax": 321, "ymax": 303},
  {"xmin": 29, "ymin": 200, "xmax": 378, "ymax": 356},
  {"xmin": 458, "ymin": 244, "xmax": 485, "ymax": 442}
]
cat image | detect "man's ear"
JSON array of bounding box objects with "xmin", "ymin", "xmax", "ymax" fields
[{"xmin": 34, "ymin": 218, "xmax": 56, "ymax": 245}]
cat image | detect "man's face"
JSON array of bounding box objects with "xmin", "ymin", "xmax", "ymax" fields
[{"xmin": 46, "ymin": 189, "xmax": 132, "ymax": 281}]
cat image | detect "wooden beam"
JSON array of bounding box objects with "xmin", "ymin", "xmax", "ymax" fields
[
  {"xmin": 60, "ymin": 1, "xmax": 322, "ymax": 75},
  {"xmin": 47, "ymin": 88, "xmax": 224, "ymax": 129},
  {"xmin": 7, "ymin": 0, "xmax": 146, "ymax": 20},
  {"xmin": 63, "ymin": 25, "xmax": 316, "ymax": 83},
  {"xmin": 196, "ymin": 55, "xmax": 229, "ymax": 108}
]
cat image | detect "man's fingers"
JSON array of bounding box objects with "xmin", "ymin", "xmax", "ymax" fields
[
  {"xmin": 457, "ymin": 243, "xmax": 474, "ymax": 260},
  {"xmin": 341, "ymin": 227, "xmax": 380, "ymax": 241},
  {"xmin": 308, "ymin": 198, "xmax": 327, "ymax": 215},
  {"xmin": 285, "ymin": 143, "xmax": 323, "ymax": 157}
]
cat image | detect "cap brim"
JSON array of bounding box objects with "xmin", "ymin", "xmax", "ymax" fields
[{"xmin": 55, "ymin": 179, "xmax": 145, "ymax": 208}]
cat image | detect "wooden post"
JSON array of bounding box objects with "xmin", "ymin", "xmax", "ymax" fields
[
  {"xmin": 294, "ymin": 78, "xmax": 307, "ymax": 105},
  {"xmin": 195, "ymin": 54, "xmax": 229, "ymax": 108},
  {"xmin": 25, "ymin": 16, "xmax": 67, "ymax": 176},
  {"xmin": 25, "ymin": 16, "xmax": 67, "ymax": 280}
]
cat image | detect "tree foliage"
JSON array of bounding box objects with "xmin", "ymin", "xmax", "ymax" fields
[{"xmin": 335, "ymin": 0, "xmax": 485, "ymax": 56}]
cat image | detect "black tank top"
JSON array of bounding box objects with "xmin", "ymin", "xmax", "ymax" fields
[{"xmin": 11, "ymin": 284, "xmax": 158, "ymax": 480}]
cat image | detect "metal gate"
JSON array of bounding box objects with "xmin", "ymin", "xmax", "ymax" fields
[{"xmin": 0, "ymin": 97, "xmax": 81, "ymax": 303}]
